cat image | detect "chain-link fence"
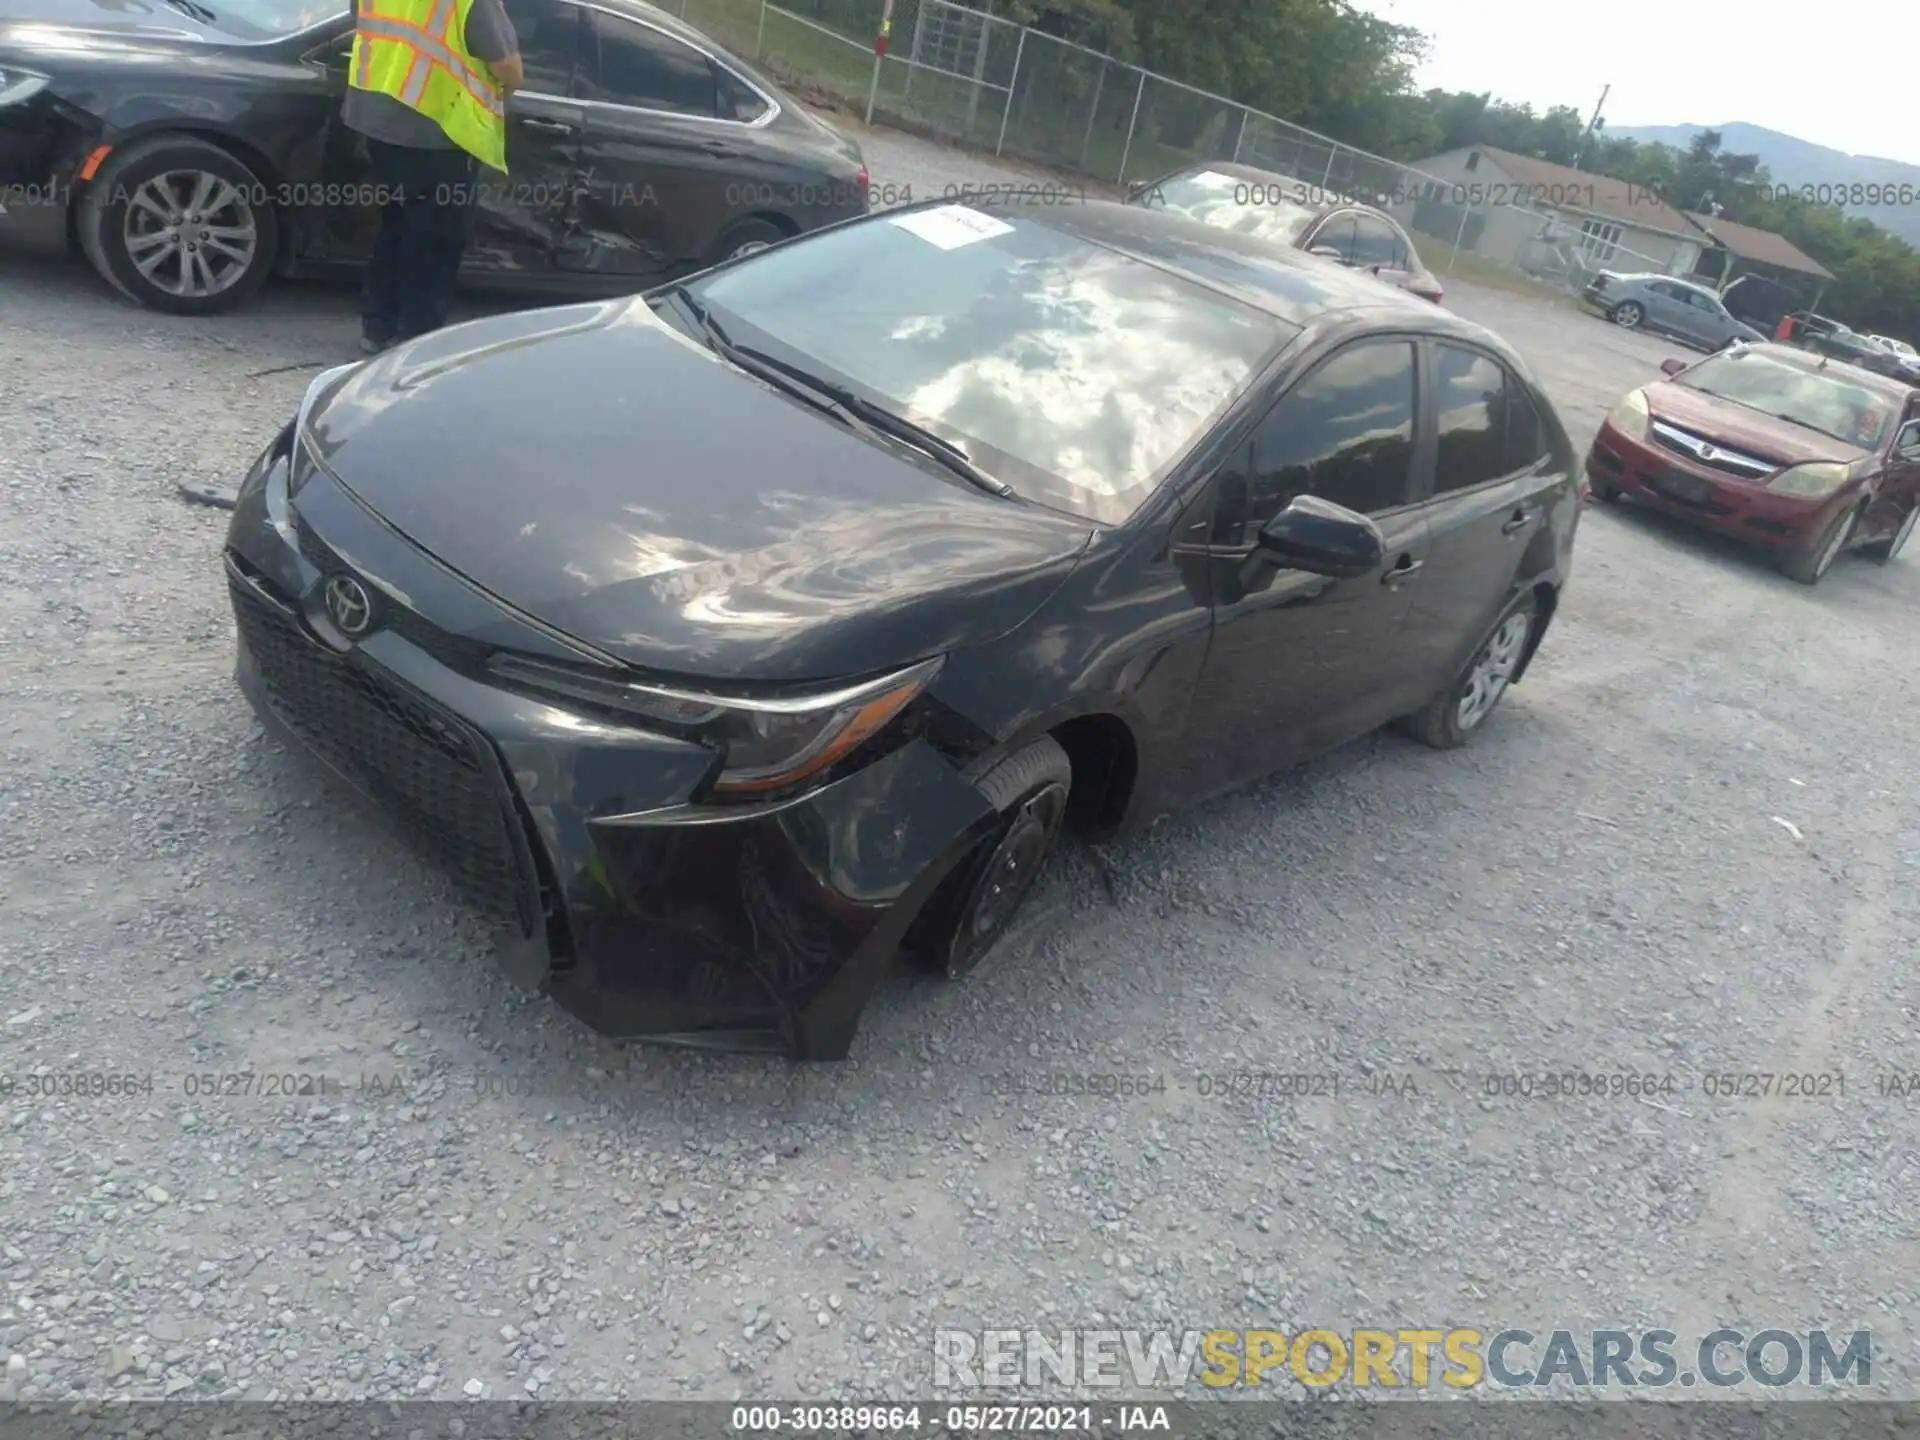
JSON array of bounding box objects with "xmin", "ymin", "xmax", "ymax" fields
[{"xmin": 682, "ymin": 0, "xmax": 1707, "ymax": 300}]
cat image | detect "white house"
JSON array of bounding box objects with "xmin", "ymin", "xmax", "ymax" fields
[{"xmin": 1391, "ymin": 144, "xmax": 1712, "ymax": 279}]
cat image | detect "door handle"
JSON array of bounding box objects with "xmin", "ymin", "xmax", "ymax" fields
[
  {"xmin": 1501, "ymin": 509, "xmax": 1531, "ymax": 535},
  {"xmin": 519, "ymin": 116, "xmax": 575, "ymax": 134},
  {"xmin": 1382, "ymin": 557, "xmax": 1423, "ymax": 587}
]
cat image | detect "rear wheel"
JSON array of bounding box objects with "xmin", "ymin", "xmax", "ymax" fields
[
  {"xmin": 1779, "ymin": 504, "xmax": 1860, "ymax": 585},
  {"xmin": 708, "ymin": 215, "xmax": 790, "ymax": 265},
  {"xmin": 1860, "ymin": 503, "xmax": 1918, "ymax": 564},
  {"xmin": 1401, "ymin": 592, "xmax": 1539, "ymax": 750},
  {"xmin": 78, "ymin": 136, "xmax": 277, "ymax": 314},
  {"xmin": 902, "ymin": 736, "xmax": 1071, "ymax": 981},
  {"xmin": 1610, "ymin": 301, "xmax": 1645, "ymax": 330}
]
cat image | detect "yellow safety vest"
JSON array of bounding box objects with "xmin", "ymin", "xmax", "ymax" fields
[{"xmin": 348, "ymin": 0, "xmax": 507, "ymax": 173}]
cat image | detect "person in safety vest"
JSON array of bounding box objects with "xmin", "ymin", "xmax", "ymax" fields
[{"xmin": 341, "ymin": 0, "xmax": 523, "ymax": 352}]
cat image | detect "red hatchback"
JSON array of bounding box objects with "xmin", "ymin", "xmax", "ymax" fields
[{"xmin": 1587, "ymin": 343, "xmax": 1920, "ymax": 584}]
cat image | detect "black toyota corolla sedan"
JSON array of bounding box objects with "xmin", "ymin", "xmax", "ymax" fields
[
  {"xmin": 0, "ymin": 0, "xmax": 866, "ymax": 313},
  {"xmin": 222, "ymin": 196, "xmax": 1580, "ymax": 1059}
]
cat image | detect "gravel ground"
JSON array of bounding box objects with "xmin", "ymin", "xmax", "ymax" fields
[{"xmin": 2, "ymin": 114, "xmax": 1919, "ymax": 1408}]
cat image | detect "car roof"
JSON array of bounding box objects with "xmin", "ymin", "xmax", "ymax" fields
[
  {"xmin": 1736, "ymin": 342, "xmax": 1914, "ymax": 400},
  {"xmin": 992, "ymin": 195, "xmax": 1507, "ymax": 349}
]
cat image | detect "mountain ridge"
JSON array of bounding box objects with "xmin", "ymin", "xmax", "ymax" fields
[{"xmin": 1604, "ymin": 122, "xmax": 1920, "ymax": 247}]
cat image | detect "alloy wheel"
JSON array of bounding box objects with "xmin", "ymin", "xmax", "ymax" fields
[
  {"xmin": 1456, "ymin": 610, "xmax": 1531, "ymax": 732},
  {"xmin": 121, "ymin": 170, "xmax": 258, "ymax": 299},
  {"xmin": 1612, "ymin": 303, "xmax": 1643, "ymax": 329}
]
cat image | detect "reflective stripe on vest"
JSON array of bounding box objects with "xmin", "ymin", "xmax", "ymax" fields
[{"xmin": 348, "ymin": 0, "xmax": 507, "ymax": 170}]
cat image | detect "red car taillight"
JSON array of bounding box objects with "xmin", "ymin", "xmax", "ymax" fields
[{"xmin": 857, "ymin": 165, "xmax": 870, "ymax": 200}]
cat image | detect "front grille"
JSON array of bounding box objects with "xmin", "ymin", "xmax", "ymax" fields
[
  {"xmin": 228, "ymin": 567, "xmax": 526, "ymax": 926},
  {"xmin": 1648, "ymin": 422, "xmax": 1777, "ymax": 480}
]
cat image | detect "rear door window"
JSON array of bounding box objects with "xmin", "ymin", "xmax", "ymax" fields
[
  {"xmin": 1432, "ymin": 344, "xmax": 1546, "ymax": 493},
  {"xmin": 1308, "ymin": 213, "xmax": 1357, "ymax": 262},
  {"xmin": 578, "ymin": 10, "xmax": 719, "ymax": 114},
  {"xmin": 1350, "ymin": 215, "xmax": 1405, "ymax": 268}
]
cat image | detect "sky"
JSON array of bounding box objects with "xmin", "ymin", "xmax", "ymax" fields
[{"xmin": 1349, "ymin": 0, "xmax": 1919, "ymax": 166}]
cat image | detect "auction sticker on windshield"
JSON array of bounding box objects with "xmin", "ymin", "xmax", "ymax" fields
[{"xmin": 887, "ymin": 204, "xmax": 1015, "ymax": 249}]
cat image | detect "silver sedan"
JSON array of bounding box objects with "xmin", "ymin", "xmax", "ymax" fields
[{"xmin": 1579, "ymin": 272, "xmax": 1767, "ymax": 350}]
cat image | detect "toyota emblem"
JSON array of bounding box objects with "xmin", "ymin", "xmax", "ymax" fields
[{"xmin": 323, "ymin": 574, "xmax": 374, "ymax": 637}]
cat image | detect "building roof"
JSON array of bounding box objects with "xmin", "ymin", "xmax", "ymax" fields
[
  {"xmin": 1457, "ymin": 146, "xmax": 1701, "ymax": 238},
  {"xmin": 1682, "ymin": 211, "xmax": 1833, "ymax": 280}
]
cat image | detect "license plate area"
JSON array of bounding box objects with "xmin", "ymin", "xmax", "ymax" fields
[{"xmin": 1650, "ymin": 468, "xmax": 1714, "ymax": 504}]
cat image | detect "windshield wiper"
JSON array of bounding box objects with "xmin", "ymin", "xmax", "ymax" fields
[
  {"xmin": 665, "ymin": 285, "xmax": 881, "ymax": 445},
  {"xmin": 160, "ymin": 0, "xmax": 219, "ymax": 22},
  {"xmin": 665, "ymin": 286, "xmax": 1014, "ymax": 499}
]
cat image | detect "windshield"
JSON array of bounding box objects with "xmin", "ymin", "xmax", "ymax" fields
[
  {"xmin": 683, "ymin": 204, "xmax": 1298, "ymax": 524},
  {"xmin": 1138, "ymin": 170, "xmax": 1321, "ymax": 250},
  {"xmin": 1672, "ymin": 348, "xmax": 1898, "ymax": 449}
]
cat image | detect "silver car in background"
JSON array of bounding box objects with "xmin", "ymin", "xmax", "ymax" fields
[{"xmin": 1580, "ymin": 272, "xmax": 1767, "ymax": 351}]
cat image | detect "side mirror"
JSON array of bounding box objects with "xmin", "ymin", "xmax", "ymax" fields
[
  {"xmin": 1897, "ymin": 424, "xmax": 1920, "ymax": 456},
  {"xmin": 1255, "ymin": 495, "xmax": 1385, "ymax": 579},
  {"xmin": 1308, "ymin": 245, "xmax": 1347, "ymax": 262},
  {"xmin": 1660, "ymin": 358, "xmax": 1688, "ymax": 376}
]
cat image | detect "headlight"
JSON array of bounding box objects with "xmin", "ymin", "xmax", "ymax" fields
[
  {"xmin": 0, "ymin": 67, "xmax": 50, "ymax": 107},
  {"xmin": 488, "ymin": 653, "xmax": 943, "ymax": 796},
  {"xmin": 1606, "ymin": 388, "xmax": 1650, "ymax": 438},
  {"xmin": 1769, "ymin": 462, "xmax": 1850, "ymax": 498}
]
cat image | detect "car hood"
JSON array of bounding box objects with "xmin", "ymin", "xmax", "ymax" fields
[
  {"xmin": 0, "ymin": 0, "xmax": 219, "ymax": 48},
  {"xmin": 1643, "ymin": 380, "xmax": 1867, "ymax": 465},
  {"xmin": 298, "ymin": 297, "xmax": 1095, "ymax": 685}
]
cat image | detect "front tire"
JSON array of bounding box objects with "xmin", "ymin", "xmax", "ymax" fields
[
  {"xmin": 1610, "ymin": 301, "xmax": 1645, "ymax": 330},
  {"xmin": 1401, "ymin": 592, "xmax": 1539, "ymax": 750},
  {"xmin": 1779, "ymin": 504, "xmax": 1860, "ymax": 585},
  {"xmin": 903, "ymin": 736, "xmax": 1071, "ymax": 981},
  {"xmin": 77, "ymin": 136, "xmax": 277, "ymax": 315},
  {"xmin": 1860, "ymin": 504, "xmax": 1918, "ymax": 564}
]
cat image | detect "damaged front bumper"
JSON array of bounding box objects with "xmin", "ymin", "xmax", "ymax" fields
[{"xmin": 223, "ymin": 424, "xmax": 1000, "ymax": 1060}]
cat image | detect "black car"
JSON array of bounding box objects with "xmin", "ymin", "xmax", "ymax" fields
[
  {"xmin": 1721, "ymin": 272, "xmax": 1803, "ymax": 335},
  {"xmin": 1791, "ymin": 318, "xmax": 1912, "ymax": 382},
  {"xmin": 1128, "ymin": 159, "xmax": 1447, "ymax": 305},
  {"xmin": 222, "ymin": 196, "xmax": 1579, "ymax": 1058},
  {"xmin": 0, "ymin": 0, "xmax": 867, "ymax": 313}
]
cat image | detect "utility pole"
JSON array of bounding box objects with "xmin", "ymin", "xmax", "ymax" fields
[{"xmin": 1572, "ymin": 84, "xmax": 1609, "ymax": 172}]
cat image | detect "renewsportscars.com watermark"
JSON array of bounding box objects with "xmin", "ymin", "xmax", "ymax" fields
[{"xmin": 933, "ymin": 1327, "xmax": 1871, "ymax": 1392}]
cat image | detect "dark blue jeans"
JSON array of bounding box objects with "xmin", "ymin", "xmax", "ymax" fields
[{"xmin": 361, "ymin": 140, "xmax": 478, "ymax": 342}]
